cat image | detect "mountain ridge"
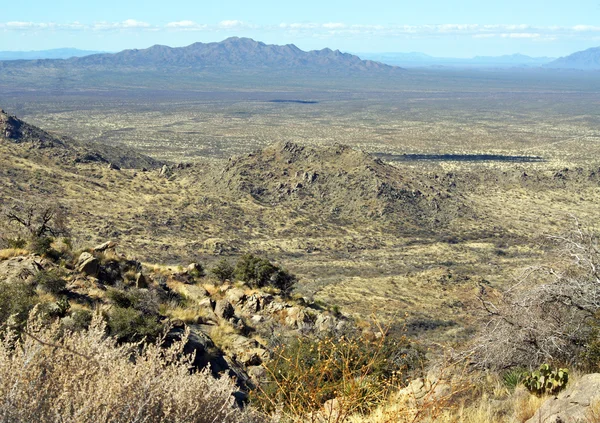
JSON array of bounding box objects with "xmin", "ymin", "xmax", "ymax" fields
[
  {"xmin": 546, "ymin": 46, "xmax": 600, "ymax": 70},
  {"xmin": 0, "ymin": 37, "xmax": 400, "ymax": 74}
]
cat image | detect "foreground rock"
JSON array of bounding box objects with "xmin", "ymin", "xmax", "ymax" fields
[{"xmin": 526, "ymin": 373, "xmax": 600, "ymax": 423}]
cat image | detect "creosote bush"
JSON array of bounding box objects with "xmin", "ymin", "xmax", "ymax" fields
[
  {"xmin": 0, "ymin": 281, "xmax": 36, "ymax": 328},
  {"xmin": 33, "ymin": 269, "xmax": 67, "ymax": 294},
  {"xmin": 0, "ymin": 309, "xmax": 267, "ymax": 423},
  {"xmin": 211, "ymin": 258, "xmax": 235, "ymax": 283},
  {"xmin": 235, "ymin": 254, "xmax": 296, "ymax": 296}
]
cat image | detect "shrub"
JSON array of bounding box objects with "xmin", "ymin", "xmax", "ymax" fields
[
  {"xmin": 211, "ymin": 258, "xmax": 235, "ymax": 283},
  {"xmin": 235, "ymin": 254, "xmax": 296, "ymax": 295},
  {"xmin": 0, "ymin": 309, "xmax": 267, "ymax": 422},
  {"xmin": 107, "ymin": 306, "xmax": 164, "ymax": 343},
  {"xmin": 251, "ymin": 328, "xmax": 419, "ymax": 419},
  {"xmin": 502, "ymin": 368, "xmax": 526, "ymax": 392},
  {"xmin": 29, "ymin": 236, "xmax": 54, "ymax": 256},
  {"xmin": 471, "ymin": 222, "xmax": 600, "ymax": 369},
  {"xmin": 33, "ymin": 269, "xmax": 67, "ymax": 294},
  {"xmin": 0, "ymin": 281, "xmax": 36, "ymax": 327}
]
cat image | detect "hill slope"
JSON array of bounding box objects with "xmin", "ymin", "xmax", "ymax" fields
[
  {"xmin": 0, "ymin": 109, "xmax": 162, "ymax": 169},
  {"xmin": 546, "ymin": 46, "xmax": 600, "ymax": 70},
  {"xmin": 207, "ymin": 141, "xmax": 466, "ymax": 229}
]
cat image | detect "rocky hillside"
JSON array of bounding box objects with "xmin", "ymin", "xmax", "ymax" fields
[
  {"xmin": 0, "ymin": 242, "xmax": 349, "ymax": 393},
  {"xmin": 207, "ymin": 141, "xmax": 469, "ymax": 230},
  {"xmin": 0, "ymin": 109, "xmax": 162, "ymax": 169}
]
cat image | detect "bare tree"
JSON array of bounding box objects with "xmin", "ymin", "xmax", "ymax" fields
[
  {"xmin": 470, "ymin": 218, "xmax": 600, "ymax": 370},
  {"xmin": 1, "ymin": 202, "xmax": 69, "ymax": 244}
]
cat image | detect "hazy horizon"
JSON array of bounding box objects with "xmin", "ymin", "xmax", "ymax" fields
[{"xmin": 3, "ymin": 0, "xmax": 600, "ymax": 57}]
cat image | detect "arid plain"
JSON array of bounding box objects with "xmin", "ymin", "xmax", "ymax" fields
[{"xmin": 1, "ymin": 68, "xmax": 600, "ymax": 343}]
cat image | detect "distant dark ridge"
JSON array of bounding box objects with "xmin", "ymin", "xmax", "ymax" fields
[
  {"xmin": 268, "ymin": 99, "xmax": 319, "ymax": 104},
  {"xmin": 374, "ymin": 153, "xmax": 545, "ymax": 163}
]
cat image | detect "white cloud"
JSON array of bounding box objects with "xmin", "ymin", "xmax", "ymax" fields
[
  {"xmin": 2, "ymin": 20, "xmax": 600, "ymax": 42},
  {"xmin": 501, "ymin": 33, "xmax": 541, "ymax": 38},
  {"xmin": 166, "ymin": 20, "xmax": 197, "ymax": 28},
  {"xmin": 93, "ymin": 19, "xmax": 152, "ymax": 31},
  {"xmin": 322, "ymin": 22, "xmax": 346, "ymax": 29},
  {"xmin": 219, "ymin": 20, "xmax": 244, "ymax": 28}
]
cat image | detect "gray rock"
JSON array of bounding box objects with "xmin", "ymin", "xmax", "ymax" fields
[
  {"xmin": 214, "ymin": 299, "xmax": 235, "ymax": 320},
  {"xmin": 76, "ymin": 252, "xmax": 99, "ymax": 277},
  {"xmin": 0, "ymin": 255, "xmax": 44, "ymax": 283},
  {"xmin": 526, "ymin": 373, "xmax": 600, "ymax": 423},
  {"xmin": 93, "ymin": 241, "xmax": 117, "ymax": 252},
  {"xmin": 226, "ymin": 287, "xmax": 247, "ymax": 306}
]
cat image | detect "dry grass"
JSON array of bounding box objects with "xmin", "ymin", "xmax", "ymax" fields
[
  {"xmin": 0, "ymin": 248, "xmax": 29, "ymax": 260},
  {"xmin": 586, "ymin": 399, "xmax": 600, "ymax": 423},
  {"xmin": 0, "ymin": 308, "xmax": 266, "ymax": 423}
]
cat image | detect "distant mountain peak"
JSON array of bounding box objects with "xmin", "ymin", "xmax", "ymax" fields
[{"xmin": 546, "ymin": 46, "xmax": 600, "ymax": 70}]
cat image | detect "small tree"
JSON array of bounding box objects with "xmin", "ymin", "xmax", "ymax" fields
[{"xmin": 2, "ymin": 203, "xmax": 69, "ymax": 255}]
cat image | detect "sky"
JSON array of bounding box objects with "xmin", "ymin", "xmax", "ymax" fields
[{"xmin": 2, "ymin": 0, "xmax": 600, "ymax": 57}]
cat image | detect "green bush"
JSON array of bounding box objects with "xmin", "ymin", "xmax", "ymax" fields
[
  {"xmin": 33, "ymin": 269, "xmax": 67, "ymax": 294},
  {"xmin": 0, "ymin": 282, "xmax": 36, "ymax": 327},
  {"xmin": 234, "ymin": 254, "xmax": 296, "ymax": 295},
  {"xmin": 210, "ymin": 259, "xmax": 235, "ymax": 283},
  {"xmin": 522, "ymin": 364, "xmax": 569, "ymax": 395},
  {"xmin": 107, "ymin": 306, "xmax": 163, "ymax": 343},
  {"xmin": 29, "ymin": 236, "xmax": 54, "ymax": 256}
]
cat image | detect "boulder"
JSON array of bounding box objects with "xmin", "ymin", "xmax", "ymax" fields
[
  {"xmin": 525, "ymin": 373, "xmax": 600, "ymax": 423},
  {"xmin": 76, "ymin": 252, "xmax": 99, "ymax": 277},
  {"xmin": 226, "ymin": 288, "xmax": 247, "ymax": 306},
  {"xmin": 214, "ymin": 300, "xmax": 235, "ymax": 320},
  {"xmin": 93, "ymin": 241, "xmax": 117, "ymax": 252}
]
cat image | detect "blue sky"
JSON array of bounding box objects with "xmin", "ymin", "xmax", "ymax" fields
[{"xmin": 2, "ymin": 0, "xmax": 600, "ymax": 57}]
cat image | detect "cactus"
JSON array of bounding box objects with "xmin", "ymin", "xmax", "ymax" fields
[{"xmin": 522, "ymin": 364, "xmax": 569, "ymax": 395}]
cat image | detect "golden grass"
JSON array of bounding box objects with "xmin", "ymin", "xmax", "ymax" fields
[{"xmin": 0, "ymin": 248, "xmax": 29, "ymax": 260}]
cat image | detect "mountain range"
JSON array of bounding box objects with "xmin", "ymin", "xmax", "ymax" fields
[
  {"xmin": 0, "ymin": 37, "xmax": 397, "ymax": 74},
  {"xmin": 0, "ymin": 48, "xmax": 104, "ymax": 61},
  {"xmin": 545, "ymin": 46, "xmax": 600, "ymax": 70},
  {"xmin": 2, "ymin": 39, "xmax": 599, "ymax": 71},
  {"xmin": 356, "ymin": 52, "xmax": 555, "ymax": 68}
]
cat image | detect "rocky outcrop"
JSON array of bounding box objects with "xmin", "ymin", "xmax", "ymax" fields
[
  {"xmin": 0, "ymin": 255, "xmax": 45, "ymax": 283},
  {"xmin": 76, "ymin": 252, "xmax": 99, "ymax": 277},
  {"xmin": 526, "ymin": 374, "xmax": 600, "ymax": 423}
]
